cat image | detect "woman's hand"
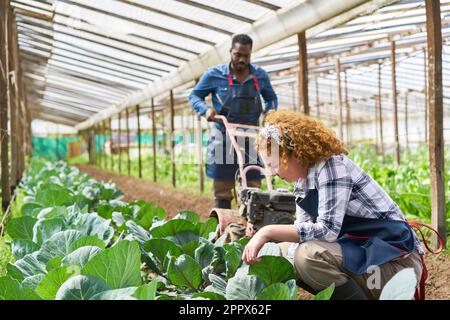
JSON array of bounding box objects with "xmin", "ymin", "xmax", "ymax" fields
[
  {"xmin": 242, "ymin": 228, "xmax": 269, "ymax": 265},
  {"xmin": 242, "ymin": 225, "xmax": 300, "ymax": 265}
]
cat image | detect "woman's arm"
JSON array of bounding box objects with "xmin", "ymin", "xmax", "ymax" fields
[{"xmin": 242, "ymin": 225, "xmax": 299, "ymax": 265}]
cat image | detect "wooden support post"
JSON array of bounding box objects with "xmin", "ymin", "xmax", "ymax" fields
[
  {"xmin": 335, "ymin": 59, "xmax": 344, "ymax": 140},
  {"xmin": 6, "ymin": 5, "xmax": 19, "ymax": 189},
  {"xmin": 87, "ymin": 129, "xmax": 93, "ymax": 164},
  {"xmin": 96, "ymin": 125, "xmax": 100, "ymax": 168},
  {"xmin": 291, "ymin": 82, "xmax": 296, "ymax": 110},
  {"xmin": 10, "ymin": 90, "xmax": 18, "ymax": 188},
  {"xmin": 169, "ymin": 90, "xmax": 176, "ymax": 188},
  {"xmin": 377, "ymin": 63, "xmax": 385, "ymax": 162},
  {"xmin": 136, "ymin": 105, "xmax": 142, "ymax": 179},
  {"xmin": 180, "ymin": 108, "xmax": 185, "ymax": 144},
  {"xmin": 151, "ymin": 98, "xmax": 157, "ymax": 182},
  {"xmin": 374, "ymin": 96, "xmax": 379, "ymax": 153},
  {"xmin": 197, "ymin": 113, "xmax": 204, "ymax": 193},
  {"xmin": 426, "ymin": 0, "xmax": 446, "ymax": 246},
  {"xmin": 94, "ymin": 125, "xmax": 98, "ymax": 166},
  {"xmin": 98, "ymin": 124, "xmax": 101, "ymax": 168},
  {"xmin": 126, "ymin": 108, "xmax": 131, "ymax": 177},
  {"xmin": 18, "ymin": 101, "xmax": 24, "ymax": 180},
  {"xmin": 102, "ymin": 120, "xmax": 107, "ymax": 169},
  {"xmin": 344, "ymin": 71, "xmax": 351, "ymax": 144},
  {"xmin": 315, "ymin": 77, "xmax": 320, "ymax": 119},
  {"xmin": 0, "ymin": 1, "xmax": 10, "ymax": 211},
  {"xmin": 118, "ymin": 111, "xmax": 122, "ymax": 173},
  {"xmin": 109, "ymin": 117, "xmax": 113, "ymax": 171},
  {"xmin": 56, "ymin": 134, "xmax": 61, "ymax": 161},
  {"xmin": 405, "ymin": 91, "xmax": 409, "ymax": 150},
  {"xmin": 391, "ymin": 41, "xmax": 400, "ymax": 165},
  {"xmin": 423, "ymin": 48, "xmax": 428, "ymax": 144},
  {"xmin": 297, "ymin": 31, "xmax": 309, "ymax": 114},
  {"xmin": 194, "ymin": 79, "xmax": 204, "ymax": 193},
  {"xmin": 98, "ymin": 124, "xmax": 102, "ymax": 167}
]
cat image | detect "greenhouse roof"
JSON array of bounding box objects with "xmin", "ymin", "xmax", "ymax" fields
[{"xmin": 13, "ymin": 0, "xmax": 450, "ymax": 128}]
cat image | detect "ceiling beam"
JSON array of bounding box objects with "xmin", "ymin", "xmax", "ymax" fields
[
  {"xmin": 173, "ymin": 0, "xmax": 254, "ymax": 24},
  {"xmin": 119, "ymin": 0, "xmax": 234, "ymax": 36},
  {"xmin": 58, "ymin": 0, "xmax": 215, "ymax": 46},
  {"xmin": 76, "ymin": 0, "xmax": 386, "ymax": 130}
]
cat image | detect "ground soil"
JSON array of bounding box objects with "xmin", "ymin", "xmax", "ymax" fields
[{"xmin": 77, "ymin": 164, "xmax": 450, "ymax": 300}]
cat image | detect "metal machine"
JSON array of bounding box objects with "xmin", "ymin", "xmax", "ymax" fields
[{"xmin": 209, "ymin": 115, "xmax": 296, "ymax": 239}]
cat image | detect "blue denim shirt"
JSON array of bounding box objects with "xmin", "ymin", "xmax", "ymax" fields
[{"xmin": 189, "ymin": 63, "xmax": 278, "ymax": 116}]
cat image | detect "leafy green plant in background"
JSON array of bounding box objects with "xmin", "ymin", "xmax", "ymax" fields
[
  {"xmin": 0, "ymin": 157, "xmax": 439, "ymax": 300},
  {"xmin": 70, "ymin": 144, "xmax": 449, "ymax": 230},
  {"xmin": 349, "ymin": 145, "xmax": 450, "ymax": 232},
  {"xmin": 0, "ymin": 159, "xmax": 324, "ymax": 300}
]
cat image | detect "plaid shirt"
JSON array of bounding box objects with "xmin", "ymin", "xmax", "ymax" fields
[{"xmin": 291, "ymin": 155, "xmax": 424, "ymax": 255}]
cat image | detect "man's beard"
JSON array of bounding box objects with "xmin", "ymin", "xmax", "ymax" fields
[{"xmin": 232, "ymin": 61, "xmax": 248, "ymax": 71}]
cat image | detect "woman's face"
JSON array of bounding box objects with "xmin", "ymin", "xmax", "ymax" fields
[{"xmin": 259, "ymin": 146, "xmax": 305, "ymax": 183}]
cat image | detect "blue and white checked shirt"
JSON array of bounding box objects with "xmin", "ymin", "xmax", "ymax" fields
[
  {"xmin": 290, "ymin": 154, "xmax": 424, "ymax": 256},
  {"xmin": 189, "ymin": 63, "xmax": 278, "ymax": 117}
]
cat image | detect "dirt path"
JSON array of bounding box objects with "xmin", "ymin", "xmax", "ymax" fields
[{"xmin": 76, "ymin": 164, "xmax": 450, "ymax": 300}]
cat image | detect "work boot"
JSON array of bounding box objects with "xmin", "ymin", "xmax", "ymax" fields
[
  {"xmin": 215, "ymin": 199, "xmax": 231, "ymax": 209},
  {"xmin": 330, "ymin": 278, "xmax": 368, "ymax": 300}
]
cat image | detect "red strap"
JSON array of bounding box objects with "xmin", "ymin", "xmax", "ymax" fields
[
  {"xmin": 227, "ymin": 74, "xmax": 233, "ymax": 86},
  {"xmin": 408, "ymin": 221, "xmax": 444, "ymax": 254},
  {"xmin": 227, "ymin": 73, "xmax": 260, "ymax": 92},
  {"xmin": 414, "ymin": 255, "xmax": 428, "ymax": 300},
  {"xmin": 252, "ymin": 74, "xmax": 260, "ymax": 92},
  {"xmin": 407, "ymin": 221, "xmax": 443, "ymax": 301}
]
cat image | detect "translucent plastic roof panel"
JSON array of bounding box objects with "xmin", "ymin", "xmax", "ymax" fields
[
  {"xmin": 15, "ymin": 0, "xmax": 450, "ymax": 126},
  {"xmin": 127, "ymin": 0, "xmax": 251, "ymax": 34},
  {"xmin": 55, "ymin": 1, "xmax": 214, "ymax": 52}
]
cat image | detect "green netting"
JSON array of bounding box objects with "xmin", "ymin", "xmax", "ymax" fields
[
  {"xmin": 135, "ymin": 133, "xmax": 208, "ymax": 145},
  {"xmin": 32, "ymin": 133, "xmax": 209, "ymax": 160},
  {"xmin": 32, "ymin": 136, "xmax": 79, "ymax": 160}
]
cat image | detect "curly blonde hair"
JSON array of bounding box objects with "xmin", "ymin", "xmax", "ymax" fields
[{"xmin": 258, "ymin": 110, "xmax": 348, "ymax": 168}]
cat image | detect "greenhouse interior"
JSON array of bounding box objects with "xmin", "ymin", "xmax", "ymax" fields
[{"xmin": 0, "ymin": 0, "xmax": 449, "ymax": 302}]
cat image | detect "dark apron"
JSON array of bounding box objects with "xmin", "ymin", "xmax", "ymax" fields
[
  {"xmin": 296, "ymin": 189, "xmax": 416, "ymax": 275},
  {"xmin": 206, "ymin": 74, "xmax": 263, "ymax": 181}
]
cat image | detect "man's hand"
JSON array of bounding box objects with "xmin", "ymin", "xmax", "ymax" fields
[
  {"xmin": 205, "ymin": 108, "xmax": 217, "ymax": 122},
  {"xmin": 242, "ymin": 228, "xmax": 269, "ymax": 265}
]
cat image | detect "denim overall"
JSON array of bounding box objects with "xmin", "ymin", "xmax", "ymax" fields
[
  {"xmin": 206, "ymin": 73, "xmax": 263, "ymax": 181},
  {"xmin": 296, "ymin": 189, "xmax": 416, "ymax": 275}
]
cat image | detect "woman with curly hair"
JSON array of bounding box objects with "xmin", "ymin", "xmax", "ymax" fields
[{"xmin": 242, "ymin": 110, "xmax": 424, "ymax": 300}]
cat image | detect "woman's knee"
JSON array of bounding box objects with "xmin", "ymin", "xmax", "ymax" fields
[{"xmin": 293, "ymin": 240, "xmax": 347, "ymax": 290}]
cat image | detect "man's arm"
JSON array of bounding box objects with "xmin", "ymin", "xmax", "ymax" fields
[
  {"xmin": 189, "ymin": 70, "xmax": 215, "ymax": 117},
  {"xmin": 260, "ymin": 70, "xmax": 278, "ymax": 113}
]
